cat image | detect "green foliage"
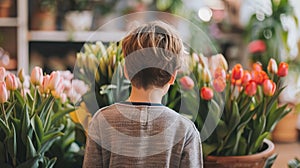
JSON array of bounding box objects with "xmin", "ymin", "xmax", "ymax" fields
[
  {"xmin": 288, "ymin": 158, "xmax": 300, "ymax": 168},
  {"xmin": 75, "ymin": 42, "xmax": 130, "ymax": 113},
  {"xmin": 245, "ymin": 0, "xmax": 298, "ymax": 69}
]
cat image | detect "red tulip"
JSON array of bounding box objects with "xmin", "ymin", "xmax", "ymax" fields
[
  {"xmin": 231, "ymin": 78, "xmax": 242, "ymax": 86},
  {"xmin": 5, "ymin": 73, "xmax": 18, "ymax": 91},
  {"xmin": 30, "ymin": 66, "xmax": 43, "ymax": 86},
  {"xmin": 241, "ymin": 70, "xmax": 252, "ymax": 86},
  {"xmin": 0, "ymin": 81, "xmax": 8, "ymax": 103},
  {"xmin": 248, "ymin": 40, "xmax": 266, "ymax": 53},
  {"xmin": 245, "ymin": 81, "xmax": 257, "ymax": 96},
  {"xmin": 180, "ymin": 76, "xmax": 194, "ymax": 90},
  {"xmin": 277, "ymin": 62, "xmax": 288, "ymax": 77},
  {"xmin": 214, "ymin": 67, "xmax": 226, "ymax": 79},
  {"xmin": 263, "ymin": 79, "xmax": 276, "ymax": 96},
  {"xmin": 251, "ymin": 70, "xmax": 268, "ymax": 85},
  {"xmin": 252, "ymin": 62, "xmax": 263, "ymax": 72},
  {"xmin": 213, "ymin": 77, "xmax": 226, "ymax": 92},
  {"xmin": 232, "ymin": 64, "xmax": 244, "ymax": 80},
  {"xmin": 200, "ymin": 87, "xmax": 214, "ymax": 100},
  {"xmin": 267, "ymin": 58, "xmax": 278, "ymax": 74}
]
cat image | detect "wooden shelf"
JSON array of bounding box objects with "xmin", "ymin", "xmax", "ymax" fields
[
  {"xmin": 28, "ymin": 31, "xmax": 126, "ymax": 42},
  {"xmin": 0, "ymin": 18, "xmax": 18, "ymax": 27}
]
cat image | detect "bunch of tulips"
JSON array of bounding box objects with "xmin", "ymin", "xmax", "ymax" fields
[
  {"xmin": 169, "ymin": 54, "xmax": 291, "ymax": 157},
  {"xmin": 0, "ymin": 67, "xmax": 87, "ymax": 167}
]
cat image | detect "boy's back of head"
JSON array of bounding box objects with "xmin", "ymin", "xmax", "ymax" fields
[{"xmin": 122, "ymin": 21, "xmax": 184, "ymax": 90}]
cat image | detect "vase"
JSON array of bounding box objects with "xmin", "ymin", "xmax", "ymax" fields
[
  {"xmin": 272, "ymin": 108, "xmax": 299, "ymax": 143},
  {"xmin": 204, "ymin": 139, "xmax": 275, "ymax": 168}
]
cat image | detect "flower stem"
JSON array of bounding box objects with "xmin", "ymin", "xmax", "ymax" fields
[
  {"xmin": 31, "ymin": 86, "xmax": 38, "ymax": 115},
  {"xmin": 1, "ymin": 103, "xmax": 8, "ymax": 125}
]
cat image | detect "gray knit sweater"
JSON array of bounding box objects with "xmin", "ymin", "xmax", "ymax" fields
[{"xmin": 83, "ymin": 102, "xmax": 203, "ymax": 168}]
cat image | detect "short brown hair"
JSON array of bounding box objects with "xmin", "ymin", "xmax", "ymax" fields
[{"xmin": 122, "ymin": 21, "xmax": 183, "ymax": 90}]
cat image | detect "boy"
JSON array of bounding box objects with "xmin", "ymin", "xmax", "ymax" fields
[{"xmin": 83, "ymin": 21, "xmax": 203, "ymax": 168}]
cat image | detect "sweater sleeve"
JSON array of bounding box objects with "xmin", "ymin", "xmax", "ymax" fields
[
  {"xmin": 179, "ymin": 128, "xmax": 203, "ymax": 168},
  {"xmin": 83, "ymin": 136, "xmax": 103, "ymax": 168}
]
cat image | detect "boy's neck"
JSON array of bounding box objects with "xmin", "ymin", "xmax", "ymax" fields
[{"xmin": 127, "ymin": 86, "xmax": 166, "ymax": 104}]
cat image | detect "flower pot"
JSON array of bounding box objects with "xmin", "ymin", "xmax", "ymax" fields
[
  {"xmin": 31, "ymin": 9, "xmax": 57, "ymax": 30},
  {"xmin": 272, "ymin": 109, "xmax": 299, "ymax": 143},
  {"xmin": 64, "ymin": 10, "xmax": 93, "ymax": 31},
  {"xmin": 204, "ymin": 139, "xmax": 275, "ymax": 168},
  {"xmin": 0, "ymin": 0, "xmax": 12, "ymax": 17}
]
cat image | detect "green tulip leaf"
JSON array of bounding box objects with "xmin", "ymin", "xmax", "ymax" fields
[
  {"xmin": 0, "ymin": 118, "xmax": 10, "ymax": 136},
  {"xmin": 202, "ymin": 143, "xmax": 218, "ymax": 158},
  {"xmin": 51, "ymin": 107, "xmax": 75, "ymax": 125},
  {"xmin": 26, "ymin": 135, "xmax": 37, "ymax": 160},
  {"xmin": 16, "ymin": 155, "xmax": 40, "ymax": 168},
  {"xmin": 7, "ymin": 124, "xmax": 17, "ymax": 165}
]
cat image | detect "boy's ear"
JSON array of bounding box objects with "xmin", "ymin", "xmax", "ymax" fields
[
  {"xmin": 124, "ymin": 65, "xmax": 129, "ymax": 80},
  {"xmin": 168, "ymin": 70, "xmax": 177, "ymax": 85}
]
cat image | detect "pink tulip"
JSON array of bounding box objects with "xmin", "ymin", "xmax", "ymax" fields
[
  {"xmin": 0, "ymin": 81, "xmax": 8, "ymax": 103},
  {"xmin": 48, "ymin": 71, "xmax": 61, "ymax": 91},
  {"xmin": 0, "ymin": 67, "xmax": 6, "ymax": 82},
  {"xmin": 51, "ymin": 78, "xmax": 64, "ymax": 98},
  {"xmin": 60, "ymin": 93, "xmax": 67, "ymax": 104},
  {"xmin": 267, "ymin": 58, "xmax": 278, "ymax": 74},
  {"xmin": 5, "ymin": 73, "xmax": 18, "ymax": 91},
  {"xmin": 40, "ymin": 75, "xmax": 50, "ymax": 94},
  {"xmin": 213, "ymin": 77, "xmax": 226, "ymax": 92},
  {"xmin": 214, "ymin": 67, "xmax": 226, "ymax": 79},
  {"xmin": 30, "ymin": 66, "xmax": 43, "ymax": 86},
  {"xmin": 263, "ymin": 79, "xmax": 276, "ymax": 96},
  {"xmin": 180, "ymin": 76, "xmax": 195, "ymax": 90},
  {"xmin": 241, "ymin": 71, "xmax": 252, "ymax": 86}
]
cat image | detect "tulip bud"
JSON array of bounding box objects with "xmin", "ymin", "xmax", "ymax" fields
[
  {"xmin": 202, "ymin": 68, "xmax": 211, "ymax": 83},
  {"xmin": 200, "ymin": 87, "xmax": 214, "ymax": 100},
  {"xmin": 40, "ymin": 75, "xmax": 50, "ymax": 94},
  {"xmin": 241, "ymin": 70, "xmax": 251, "ymax": 86},
  {"xmin": 30, "ymin": 66, "xmax": 43, "ymax": 86},
  {"xmin": 18, "ymin": 68, "xmax": 26, "ymax": 83},
  {"xmin": 216, "ymin": 54, "xmax": 228, "ymax": 71},
  {"xmin": 180, "ymin": 76, "xmax": 194, "ymax": 90},
  {"xmin": 0, "ymin": 67, "xmax": 6, "ymax": 82},
  {"xmin": 245, "ymin": 81, "xmax": 257, "ymax": 96},
  {"xmin": 232, "ymin": 64, "xmax": 244, "ymax": 80},
  {"xmin": 267, "ymin": 59, "xmax": 278, "ymax": 74},
  {"xmin": 277, "ymin": 62, "xmax": 288, "ymax": 77},
  {"xmin": 0, "ymin": 81, "xmax": 8, "ymax": 103},
  {"xmin": 263, "ymin": 79, "xmax": 276, "ymax": 96},
  {"xmin": 48, "ymin": 71, "xmax": 61, "ymax": 91},
  {"xmin": 214, "ymin": 67, "xmax": 226, "ymax": 79},
  {"xmin": 60, "ymin": 93, "xmax": 67, "ymax": 104},
  {"xmin": 5, "ymin": 73, "xmax": 18, "ymax": 91},
  {"xmin": 252, "ymin": 62, "xmax": 262, "ymax": 72},
  {"xmin": 213, "ymin": 77, "xmax": 226, "ymax": 92},
  {"xmin": 251, "ymin": 70, "xmax": 268, "ymax": 85}
]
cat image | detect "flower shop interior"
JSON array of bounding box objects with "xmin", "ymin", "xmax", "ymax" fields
[{"xmin": 0, "ymin": 0, "xmax": 300, "ymax": 167}]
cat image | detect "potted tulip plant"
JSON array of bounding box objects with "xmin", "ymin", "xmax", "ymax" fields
[
  {"xmin": 0, "ymin": 67, "xmax": 87, "ymax": 167},
  {"xmin": 169, "ymin": 54, "xmax": 291, "ymax": 167}
]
